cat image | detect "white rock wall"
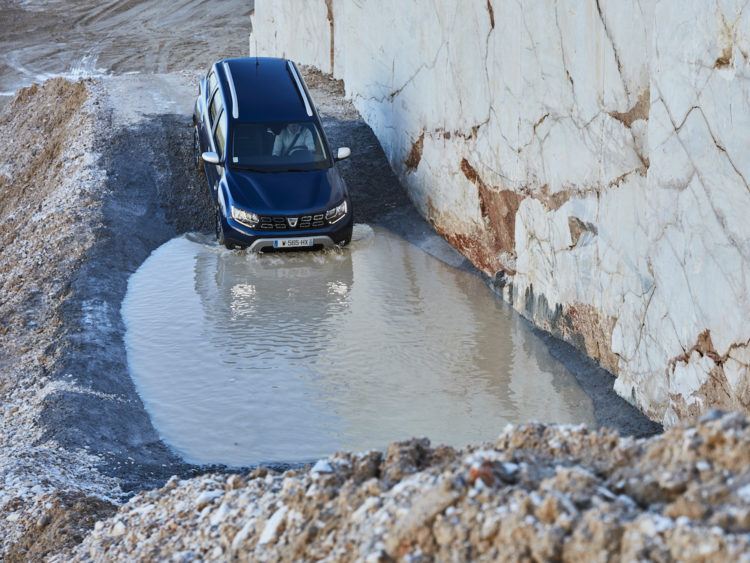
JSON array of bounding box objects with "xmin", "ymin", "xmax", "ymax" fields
[{"xmin": 253, "ymin": 0, "xmax": 750, "ymax": 425}]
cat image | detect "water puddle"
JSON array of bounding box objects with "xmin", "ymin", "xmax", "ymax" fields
[{"xmin": 122, "ymin": 225, "xmax": 595, "ymax": 466}]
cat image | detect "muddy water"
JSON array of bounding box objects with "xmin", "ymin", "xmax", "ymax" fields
[
  {"xmin": 0, "ymin": 0, "xmax": 252, "ymax": 106},
  {"xmin": 122, "ymin": 226, "xmax": 596, "ymax": 467}
]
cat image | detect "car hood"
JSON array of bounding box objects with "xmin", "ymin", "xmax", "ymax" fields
[{"xmin": 226, "ymin": 168, "xmax": 346, "ymax": 214}]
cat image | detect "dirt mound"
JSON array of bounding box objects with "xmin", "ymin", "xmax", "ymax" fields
[
  {"xmin": 0, "ymin": 77, "xmax": 94, "ymax": 356},
  {"xmin": 0, "ymin": 76, "xmax": 119, "ymax": 561},
  {"xmin": 5, "ymin": 491, "xmax": 116, "ymax": 562},
  {"xmin": 0, "ymin": 78, "xmax": 88, "ymax": 208},
  {"xmin": 64, "ymin": 413, "xmax": 750, "ymax": 561}
]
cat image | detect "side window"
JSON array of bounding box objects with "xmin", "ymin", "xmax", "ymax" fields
[
  {"xmin": 209, "ymin": 91, "xmax": 223, "ymax": 126},
  {"xmin": 213, "ymin": 110, "xmax": 227, "ymax": 156},
  {"xmin": 207, "ymin": 70, "xmax": 218, "ymax": 98}
]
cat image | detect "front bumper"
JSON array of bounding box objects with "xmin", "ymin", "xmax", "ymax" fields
[
  {"xmin": 222, "ymin": 212, "xmax": 353, "ymax": 250},
  {"xmin": 248, "ymin": 235, "xmax": 336, "ymax": 251}
]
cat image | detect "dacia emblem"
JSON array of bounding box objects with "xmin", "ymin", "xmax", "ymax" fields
[{"xmin": 287, "ymin": 217, "xmax": 298, "ymax": 227}]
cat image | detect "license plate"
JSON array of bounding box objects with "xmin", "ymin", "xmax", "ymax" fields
[{"xmin": 273, "ymin": 237, "xmax": 314, "ymax": 248}]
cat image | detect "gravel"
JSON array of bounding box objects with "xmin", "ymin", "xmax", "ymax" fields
[{"xmin": 61, "ymin": 416, "xmax": 750, "ymax": 561}]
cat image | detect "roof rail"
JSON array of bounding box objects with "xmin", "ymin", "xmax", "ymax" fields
[
  {"xmin": 222, "ymin": 62, "xmax": 239, "ymax": 119},
  {"xmin": 287, "ymin": 61, "xmax": 313, "ymax": 117}
]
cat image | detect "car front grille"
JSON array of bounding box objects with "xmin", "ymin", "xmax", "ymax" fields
[{"xmin": 258, "ymin": 214, "xmax": 326, "ymax": 230}]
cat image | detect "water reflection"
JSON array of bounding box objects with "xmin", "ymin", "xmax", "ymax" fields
[{"xmin": 122, "ymin": 225, "xmax": 595, "ymax": 466}]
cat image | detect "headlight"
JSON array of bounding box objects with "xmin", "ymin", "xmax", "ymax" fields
[
  {"xmin": 231, "ymin": 206, "xmax": 259, "ymax": 227},
  {"xmin": 325, "ymin": 200, "xmax": 348, "ymax": 224}
]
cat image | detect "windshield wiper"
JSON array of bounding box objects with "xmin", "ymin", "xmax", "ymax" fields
[
  {"xmin": 234, "ymin": 165, "xmax": 270, "ymax": 172},
  {"xmin": 233, "ymin": 165, "xmax": 313, "ymax": 173}
]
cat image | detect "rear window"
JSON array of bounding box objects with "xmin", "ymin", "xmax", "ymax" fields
[{"xmin": 230, "ymin": 121, "xmax": 330, "ymax": 172}]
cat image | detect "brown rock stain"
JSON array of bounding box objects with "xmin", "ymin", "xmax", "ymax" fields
[
  {"xmin": 668, "ymin": 333, "xmax": 750, "ymax": 420},
  {"xmin": 487, "ymin": 0, "xmax": 495, "ymax": 30},
  {"xmin": 459, "ymin": 158, "xmax": 522, "ymax": 274},
  {"xmin": 324, "ymin": 0, "xmax": 334, "ymax": 74},
  {"xmin": 714, "ymin": 49, "xmax": 732, "ymax": 68},
  {"xmin": 537, "ymin": 183, "xmax": 572, "ymax": 211},
  {"xmin": 438, "ymin": 229, "xmax": 501, "ymax": 274},
  {"xmin": 564, "ymin": 303, "xmax": 620, "ymax": 374},
  {"xmin": 522, "ymin": 285, "xmax": 620, "ymax": 376},
  {"xmin": 404, "ymin": 132, "xmax": 424, "ymax": 172},
  {"xmin": 609, "ymin": 88, "xmax": 650, "ymax": 128},
  {"xmin": 567, "ymin": 216, "xmax": 598, "ymax": 248},
  {"xmin": 669, "ymin": 330, "xmax": 723, "ymax": 368},
  {"xmin": 714, "ymin": 9, "xmax": 743, "ymax": 69},
  {"xmin": 532, "ymin": 113, "xmax": 549, "ymax": 134},
  {"xmin": 430, "ymin": 124, "xmax": 484, "ymax": 143},
  {"xmin": 459, "ymin": 157, "xmax": 481, "ymax": 185}
]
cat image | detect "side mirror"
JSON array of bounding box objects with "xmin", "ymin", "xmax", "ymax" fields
[
  {"xmin": 202, "ymin": 152, "xmax": 222, "ymax": 165},
  {"xmin": 335, "ymin": 147, "xmax": 351, "ymax": 161}
]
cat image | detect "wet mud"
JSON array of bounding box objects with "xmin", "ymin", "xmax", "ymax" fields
[{"xmin": 38, "ymin": 110, "xmax": 213, "ymax": 491}]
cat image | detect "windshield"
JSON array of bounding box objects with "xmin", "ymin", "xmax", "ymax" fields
[{"xmin": 230, "ymin": 121, "xmax": 330, "ymax": 172}]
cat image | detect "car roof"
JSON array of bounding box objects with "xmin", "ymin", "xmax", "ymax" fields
[{"xmin": 216, "ymin": 57, "xmax": 316, "ymax": 123}]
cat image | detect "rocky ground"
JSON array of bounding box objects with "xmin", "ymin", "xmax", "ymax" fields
[
  {"xmin": 59, "ymin": 413, "xmax": 750, "ymax": 561},
  {"xmin": 0, "ymin": 71, "xmax": 743, "ymax": 561}
]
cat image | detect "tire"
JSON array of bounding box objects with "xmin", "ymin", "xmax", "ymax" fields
[
  {"xmin": 338, "ymin": 225, "xmax": 353, "ymax": 247},
  {"xmin": 194, "ymin": 125, "xmax": 203, "ymax": 172},
  {"xmin": 215, "ymin": 207, "xmax": 233, "ymax": 249}
]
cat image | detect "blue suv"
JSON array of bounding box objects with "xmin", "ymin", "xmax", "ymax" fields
[{"xmin": 193, "ymin": 57, "xmax": 353, "ymax": 250}]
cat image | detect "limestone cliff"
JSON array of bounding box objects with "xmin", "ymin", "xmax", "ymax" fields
[{"xmin": 253, "ymin": 0, "xmax": 750, "ymax": 426}]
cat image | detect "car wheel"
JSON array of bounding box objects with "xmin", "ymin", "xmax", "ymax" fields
[
  {"xmin": 194, "ymin": 125, "xmax": 203, "ymax": 172},
  {"xmin": 215, "ymin": 207, "xmax": 233, "ymax": 249},
  {"xmin": 338, "ymin": 225, "xmax": 353, "ymax": 247}
]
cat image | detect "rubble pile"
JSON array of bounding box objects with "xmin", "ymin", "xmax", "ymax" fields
[{"xmin": 67, "ymin": 414, "xmax": 750, "ymax": 561}]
